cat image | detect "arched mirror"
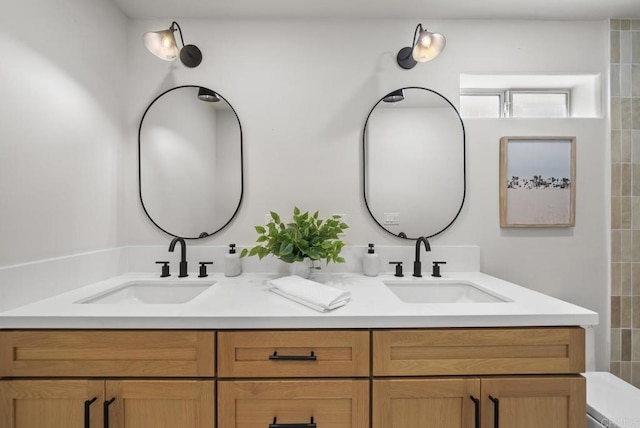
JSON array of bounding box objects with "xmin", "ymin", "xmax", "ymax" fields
[
  {"xmin": 139, "ymin": 85, "xmax": 243, "ymax": 238},
  {"xmin": 363, "ymin": 87, "xmax": 465, "ymax": 239}
]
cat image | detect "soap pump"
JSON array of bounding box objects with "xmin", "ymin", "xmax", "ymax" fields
[
  {"xmin": 224, "ymin": 244, "xmax": 242, "ymax": 277},
  {"xmin": 363, "ymin": 243, "xmax": 379, "ymax": 277}
]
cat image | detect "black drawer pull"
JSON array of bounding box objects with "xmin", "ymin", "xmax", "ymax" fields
[
  {"xmin": 269, "ymin": 351, "xmax": 317, "ymax": 361},
  {"xmin": 84, "ymin": 397, "xmax": 97, "ymax": 428},
  {"xmin": 469, "ymin": 396, "xmax": 480, "ymax": 428},
  {"xmin": 489, "ymin": 395, "xmax": 500, "ymax": 428},
  {"xmin": 269, "ymin": 416, "xmax": 316, "ymax": 428},
  {"xmin": 103, "ymin": 397, "xmax": 115, "ymax": 428}
]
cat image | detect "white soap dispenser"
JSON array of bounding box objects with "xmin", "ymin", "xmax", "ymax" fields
[
  {"xmin": 224, "ymin": 244, "xmax": 242, "ymax": 277},
  {"xmin": 363, "ymin": 243, "xmax": 379, "ymax": 277}
]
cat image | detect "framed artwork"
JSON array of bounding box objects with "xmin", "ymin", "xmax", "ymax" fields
[{"xmin": 500, "ymin": 136, "xmax": 576, "ymax": 227}]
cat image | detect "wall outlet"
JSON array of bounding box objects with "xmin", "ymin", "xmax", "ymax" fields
[{"xmin": 383, "ymin": 212, "xmax": 400, "ymax": 225}]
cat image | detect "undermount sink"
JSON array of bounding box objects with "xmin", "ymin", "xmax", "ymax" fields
[
  {"xmin": 77, "ymin": 280, "xmax": 215, "ymax": 305},
  {"xmin": 383, "ymin": 279, "xmax": 509, "ymax": 304}
]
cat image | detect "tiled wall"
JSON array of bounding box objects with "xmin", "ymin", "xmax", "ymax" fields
[{"xmin": 610, "ymin": 18, "xmax": 640, "ymax": 387}]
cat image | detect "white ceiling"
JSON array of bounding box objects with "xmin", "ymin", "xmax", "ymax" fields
[{"xmin": 113, "ymin": 0, "xmax": 640, "ymax": 20}]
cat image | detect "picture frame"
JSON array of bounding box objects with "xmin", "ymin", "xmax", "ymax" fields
[{"xmin": 499, "ymin": 136, "xmax": 576, "ymax": 227}]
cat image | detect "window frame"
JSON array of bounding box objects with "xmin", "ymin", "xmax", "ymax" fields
[{"xmin": 460, "ymin": 88, "xmax": 571, "ymax": 118}]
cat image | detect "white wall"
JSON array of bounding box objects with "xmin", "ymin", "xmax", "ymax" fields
[
  {"xmin": 125, "ymin": 19, "xmax": 609, "ymax": 368},
  {"xmin": 0, "ymin": 14, "xmax": 609, "ymax": 369},
  {"xmin": 0, "ymin": 0, "xmax": 128, "ymax": 266}
]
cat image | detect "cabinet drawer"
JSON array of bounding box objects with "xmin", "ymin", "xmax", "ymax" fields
[
  {"xmin": 218, "ymin": 330, "xmax": 369, "ymax": 378},
  {"xmin": 373, "ymin": 327, "xmax": 584, "ymax": 376},
  {"xmin": 218, "ymin": 380, "xmax": 369, "ymax": 428},
  {"xmin": 0, "ymin": 330, "xmax": 215, "ymax": 377}
]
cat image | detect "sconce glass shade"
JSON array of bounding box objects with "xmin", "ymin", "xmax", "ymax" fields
[
  {"xmin": 397, "ymin": 23, "xmax": 446, "ymax": 70},
  {"xmin": 143, "ymin": 21, "xmax": 202, "ymax": 67},
  {"xmin": 143, "ymin": 28, "xmax": 179, "ymax": 61},
  {"xmin": 412, "ymin": 30, "xmax": 446, "ymax": 62}
]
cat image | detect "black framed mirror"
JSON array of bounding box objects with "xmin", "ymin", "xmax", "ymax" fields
[
  {"xmin": 139, "ymin": 85, "xmax": 243, "ymax": 239},
  {"xmin": 363, "ymin": 87, "xmax": 466, "ymax": 239}
]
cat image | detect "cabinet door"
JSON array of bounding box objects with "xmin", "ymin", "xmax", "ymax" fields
[
  {"xmin": 219, "ymin": 380, "xmax": 369, "ymax": 428},
  {"xmin": 0, "ymin": 330, "xmax": 215, "ymax": 377},
  {"xmin": 373, "ymin": 378, "xmax": 481, "ymax": 428},
  {"xmin": 481, "ymin": 376, "xmax": 585, "ymax": 428},
  {"xmin": 0, "ymin": 380, "xmax": 104, "ymax": 428},
  {"xmin": 218, "ymin": 330, "xmax": 370, "ymax": 378},
  {"xmin": 105, "ymin": 380, "xmax": 214, "ymax": 428},
  {"xmin": 373, "ymin": 328, "xmax": 585, "ymax": 376}
]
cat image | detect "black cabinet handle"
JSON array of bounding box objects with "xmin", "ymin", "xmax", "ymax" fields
[
  {"xmin": 489, "ymin": 395, "xmax": 500, "ymax": 428},
  {"xmin": 103, "ymin": 397, "xmax": 115, "ymax": 428},
  {"xmin": 269, "ymin": 416, "xmax": 316, "ymax": 428},
  {"xmin": 84, "ymin": 397, "xmax": 97, "ymax": 428},
  {"xmin": 269, "ymin": 351, "xmax": 317, "ymax": 361},
  {"xmin": 469, "ymin": 396, "xmax": 480, "ymax": 428}
]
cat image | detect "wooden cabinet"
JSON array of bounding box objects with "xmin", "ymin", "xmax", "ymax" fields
[
  {"xmin": 372, "ymin": 327, "xmax": 585, "ymax": 376},
  {"xmin": 372, "ymin": 328, "xmax": 586, "ymax": 428},
  {"xmin": 218, "ymin": 330, "xmax": 369, "ymax": 377},
  {"xmin": 0, "ymin": 330, "xmax": 216, "ymax": 428},
  {"xmin": 481, "ymin": 377, "xmax": 585, "ymax": 428},
  {"xmin": 373, "ymin": 378, "xmax": 480, "ymax": 428},
  {"xmin": 0, "ymin": 380, "xmax": 215, "ymax": 428},
  {"xmin": 105, "ymin": 380, "xmax": 214, "ymax": 428},
  {"xmin": 218, "ymin": 330, "xmax": 370, "ymax": 428},
  {"xmin": 0, "ymin": 327, "xmax": 587, "ymax": 428},
  {"xmin": 219, "ymin": 380, "xmax": 369, "ymax": 428},
  {"xmin": 0, "ymin": 330, "xmax": 215, "ymax": 377},
  {"xmin": 0, "ymin": 380, "xmax": 104, "ymax": 428},
  {"xmin": 372, "ymin": 376, "xmax": 585, "ymax": 428}
]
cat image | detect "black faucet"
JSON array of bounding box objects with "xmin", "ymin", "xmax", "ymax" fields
[
  {"xmin": 169, "ymin": 237, "xmax": 188, "ymax": 277},
  {"xmin": 413, "ymin": 236, "xmax": 431, "ymax": 277}
]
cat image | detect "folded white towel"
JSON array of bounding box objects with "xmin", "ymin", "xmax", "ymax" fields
[{"xmin": 268, "ymin": 275, "xmax": 351, "ymax": 313}]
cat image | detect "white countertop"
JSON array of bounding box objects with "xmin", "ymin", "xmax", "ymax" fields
[{"xmin": 0, "ymin": 271, "xmax": 598, "ymax": 329}]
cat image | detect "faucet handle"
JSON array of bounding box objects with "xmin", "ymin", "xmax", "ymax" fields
[
  {"xmin": 431, "ymin": 261, "xmax": 447, "ymax": 278},
  {"xmin": 198, "ymin": 262, "xmax": 213, "ymax": 278},
  {"xmin": 389, "ymin": 261, "xmax": 404, "ymax": 277},
  {"xmin": 155, "ymin": 261, "xmax": 170, "ymax": 278}
]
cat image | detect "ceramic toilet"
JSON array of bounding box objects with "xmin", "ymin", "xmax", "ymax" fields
[{"xmin": 584, "ymin": 327, "xmax": 640, "ymax": 428}]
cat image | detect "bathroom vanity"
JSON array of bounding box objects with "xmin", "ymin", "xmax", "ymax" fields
[{"xmin": 0, "ymin": 272, "xmax": 597, "ymax": 428}]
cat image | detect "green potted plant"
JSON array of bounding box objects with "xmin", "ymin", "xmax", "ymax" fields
[{"xmin": 240, "ymin": 207, "xmax": 349, "ymax": 277}]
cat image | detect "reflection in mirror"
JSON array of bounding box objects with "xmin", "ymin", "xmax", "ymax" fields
[
  {"xmin": 139, "ymin": 85, "xmax": 243, "ymax": 238},
  {"xmin": 363, "ymin": 87, "xmax": 465, "ymax": 239}
]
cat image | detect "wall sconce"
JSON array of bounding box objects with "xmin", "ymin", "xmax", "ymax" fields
[
  {"xmin": 396, "ymin": 23, "xmax": 446, "ymax": 70},
  {"xmin": 143, "ymin": 21, "xmax": 202, "ymax": 68},
  {"xmin": 383, "ymin": 89, "xmax": 405, "ymax": 103}
]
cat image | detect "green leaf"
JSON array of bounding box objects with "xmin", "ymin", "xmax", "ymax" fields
[
  {"xmin": 270, "ymin": 211, "xmax": 281, "ymax": 223},
  {"xmin": 240, "ymin": 248, "xmax": 248, "ymax": 258},
  {"xmin": 293, "ymin": 206, "xmax": 300, "ymax": 215},
  {"xmin": 255, "ymin": 225, "xmax": 266, "ymax": 234},
  {"xmin": 281, "ymin": 242, "xmax": 294, "ymax": 256}
]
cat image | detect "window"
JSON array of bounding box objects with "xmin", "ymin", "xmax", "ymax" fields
[
  {"xmin": 510, "ymin": 91, "xmax": 568, "ymax": 118},
  {"xmin": 460, "ymin": 89, "xmax": 570, "ymax": 118},
  {"xmin": 459, "ymin": 92, "xmax": 503, "ymax": 118}
]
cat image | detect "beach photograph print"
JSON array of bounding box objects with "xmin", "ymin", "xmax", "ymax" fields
[{"xmin": 500, "ymin": 137, "xmax": 576, "ymax": 227}]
